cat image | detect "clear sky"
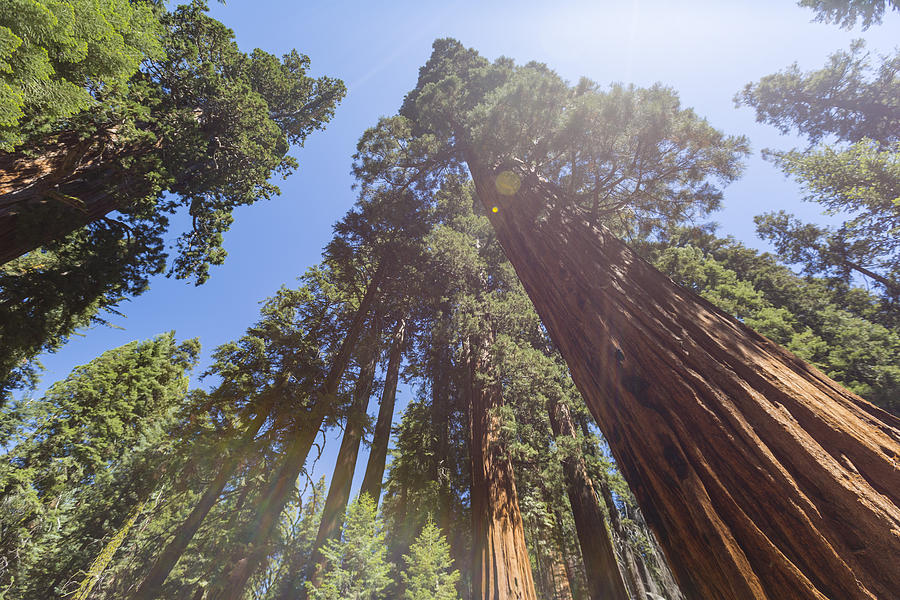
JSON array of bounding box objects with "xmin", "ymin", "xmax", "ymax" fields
[{"xmin": 25, "ymin": 0, "xmax": 899, "ymax": 492}]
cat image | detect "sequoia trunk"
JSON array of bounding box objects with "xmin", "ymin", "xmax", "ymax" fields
[
  {"xmin": 547, "ymin": 399, "xmax": 629, "ymax": 600},
  {"xmin": 0, "ymin": 133, "xmax": 139, "ymax": 265},
  {"xmin": 305, "ymin": 322, "xmax": 381, "ymax": 591},
  {"xmin": 211, "ymin": 269, "xmax": 384, "ymax": 600},
  {"xmin": 359, "ymin": 319, "xmax": 405, "ymax": 505},
  {"xmin": 469, "ymin": 160, "xmax": 900, "ymax": 600},
  {"xmin": 467, "ymin": 336, "xmax": 538, "ymax": 600}
]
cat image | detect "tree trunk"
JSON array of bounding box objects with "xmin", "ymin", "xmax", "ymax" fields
[
  {"xmin": 468, "ymin": 160, "xmax": 900, "ymax": 600},
  {"xmin": 305, "ymin": 320, "xmax": 380, "ymax": 591},
  {"xmin": 134, "ymin": 410, "xmax": 268, "ymax": 600},
  {"xmin": 592, "ymin": 465, "xmax": 651, "ymax": 600},
  {"xmin": 549, "ymin": 542, "xmax": 575, "ymax": 600},
  {"xmin": 430, "ymin": 332, "xmax": 455, "ymax": 534},
  {"xmin": 548, "ymin": 399, "xmax": 629, "ymax": 600},
  {"xmin": 359, "ymin": 318, "xmax": 405, "ymax": 505},
  {"xmin": 575, "ymin": 414, "xmax": 657, "ymax": 600},
  {"xmin": 467, "ymin": 335, "xmax": 538, "ymax": 600},
  {"xmin": 210, "ymin": 269, "xmax": 384, "ymax": 600},
  {"xmin": 0, "ymin": 133, "xmax": 135, "ymax": 265}
]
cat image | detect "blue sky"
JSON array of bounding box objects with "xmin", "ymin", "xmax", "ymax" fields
[{"xmin": 25, "ymin": 0, "xmax": 899, "ymax": 491}]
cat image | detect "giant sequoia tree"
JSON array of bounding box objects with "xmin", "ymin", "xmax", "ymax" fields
[
  {"xmin": 0, "ymin": 0, "xmax": 345, "ymax": 401},
  {"xmin": 387, "ymin": 39, "xmax": 900, "ymax": 599}
]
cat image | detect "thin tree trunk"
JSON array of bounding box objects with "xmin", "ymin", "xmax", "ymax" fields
[
  {"xmin": 134, "ymin": 410, "xmax": 268, "ymax": 600},
  {"xmin": 469, "ymin": 160, "xmax": 900, "ymax": 600},
  {"xmin": 467, "ymin": 335, "xmax": 538, "ymax": 600},
  {"xmin": 548, "ymin": 399, "xmax": 629, "ymax": 600},
  {"xmin": 593, "ymin": 466, "xmax": 651, "ymax": 600},
  {"xmin": 549, "ymin": 542, "xmax": 575, "ymax": 600},
  {"xmin": 359, "ymin": 318, "xmax": 406, "ymax": 505},
  {"xmin": 304, "ymin": 319, "xmax": 381, "ymax": 591},
  {"xmin": 211, "ymin": 268, "xmax": 384, "ymax": 600}
]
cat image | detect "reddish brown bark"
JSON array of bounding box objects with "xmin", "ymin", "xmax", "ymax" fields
[
  {"xmin": 548, "ymin": 399, "xmax": 629, "ymax": 600},
  {"xmin": 548, "ymin": 544, "xmax": 575, "ymax": 600},
  {"xmin": 469, "ymin": 161, "xmax": 900, "ymax": 600},
  {"xmin": 467, "ymin": 336, "xmax": 538, "ymax": 600},
  {"xmin": 359, "ymin": 318, "xmax": 405, "ymax": 505},
  {"xmin": 210, "ymin": 269, "xmax": 384, "ymax": 600},
  {"xmin": 0, "ymin": 132, "xmax": 139, "ymax": 264}
]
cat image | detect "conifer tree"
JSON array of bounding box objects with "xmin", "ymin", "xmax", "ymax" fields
[
  {"xmin": 390, "ymin": 38, "xmax": 900, "ymax": 599},
  {"xmin": 737, "ymin": 35, "xmax": 900, "ymax": 308},
  {"xmin": 305, "ymin": 495, "xmax": 392, "ymax": 600},
  {"xmin": 401, "ymin": 520, "xmax": 461, "ymax": 600},
  {"xmin": 0, "ymin": 0, "xmax": 345, "ymax": 402},
  {"xmin": 0, "ymin": 333, "xmax": 198, "ymax": 598}
]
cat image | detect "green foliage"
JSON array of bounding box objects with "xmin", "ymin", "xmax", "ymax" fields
[
  {"xmin": 651, "ymin": 235, "xmax": 900, "ymax": 412},
  {"xmin": 798, "ymin": 0, "xmax": 900, "ymax": 29},
  {"xmin": 305, "ymin": 495, "xmax": 392, "ymax": 600},
  {"xmin": 737, "ymin": 41, "xmax": 899, "ymax": 146},
  {"xmin": 755, "ymin": 141, "xmax": 900, "ymax": 299},
  {"xmin": 0, "ymin": 332, "xmax": 198, "ymax": 598},
  {"xmin": 401, "ymin": 520, "xmax": 460, "ymax": 600},
  {"xmin": 738, "ymin": 36, "xmax": 900, "ymax": 313},
  {"xmin": 0, "ymin": 0, "xmax": 162, "ymax": 150},
  {"xmin": 0, "ymin": 0, "xmax": 345, "ymax": 401},
  {"xmin": 401, "ymin": 39, "xmax": 749, "ymax": 239},
  {"xmin": 251, "ymin": 478, "xmax": 327, "ymax": 600}
]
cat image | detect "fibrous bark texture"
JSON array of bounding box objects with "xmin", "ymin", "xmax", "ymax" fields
[
  {"xmin": 548, "ymin": 399, "xmax": 629, "ymax": 600},
  {"xmin": 467, "ymin": 337, "xmax": 538, "ymax": 600},
  {"xmin": 0, "ymin": 133, "xmax": 136, "ymax": 264},
  {"xmin": 469, "ymin": 162, "xmax": 900, "ymax": 600}
]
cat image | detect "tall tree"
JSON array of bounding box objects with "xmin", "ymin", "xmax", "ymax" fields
[
  {"xmin": 0, "ymin": 0, "xmax": 345, "ymax": 401},
  {"xmin": 211, "ymin": 264, "xmax": 385, "ymax": 599},
  {"xmin": 304, "ymin": 495, "xmax": 393, "ymax": 600},
  {"xmin": 359, "ymin": 318, "xmax": 406, "ymax": 505},
  {"xmin": 547, "ymin": 397, "xmax": 628, "ymax": 600},
  {"xmin": 0, "ymin": 333, "xmax": 199, "ymax": 598},
  {"xmin": 306, "ymin": 316, "xmax": 383, "ymax": 591},
  {"xmin": 399, "ymin": 39, "xmax": 900, "ymax": 599},
  {"xmin": 470, "ymin": 163, "xmax": 900, "ymax": 599},
  {"xmin": 133, "ymin": 282, "xmax": 329, "ymax": 599}
]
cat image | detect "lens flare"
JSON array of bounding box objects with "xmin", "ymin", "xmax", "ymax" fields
[{"xmin": 495, "ymin": 171, "xmax": 521, "ymax": 196}]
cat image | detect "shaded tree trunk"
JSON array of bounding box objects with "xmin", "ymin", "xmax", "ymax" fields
[
  {"xmin": 467, "ymin": 335, "xmax": 538, "ymax": 600},
  {"xmin": 210, "ymin": 268, "xmax": 384, "ymax": 600},
  {"xmin": 431, "ymin": 336, "xmax": 455, "ymax": 533},
  {"xmin": 134, "ymin": 410, "xmax": 268, "ymax": 600},
  {"xmin": 359, "ymin": 318, "xmax": 406, "ymax": 505},
  {"xmin": 0, "ymin": 133, "xmax": 146, "ymax": 265},
  {"xmin": 548, "ymin": 542, "xmax": 575, "ymax": 600},
  {"xmin": 469, "ymin": 160, "xmax": 900, "ymax": 600},
  {"xmin": 548, "ymin": 399, "xmax": 629, "ymax": 600},
  {"xmin": 304, "ymin": 318, "xmax": 381, "ymax": 591}
]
